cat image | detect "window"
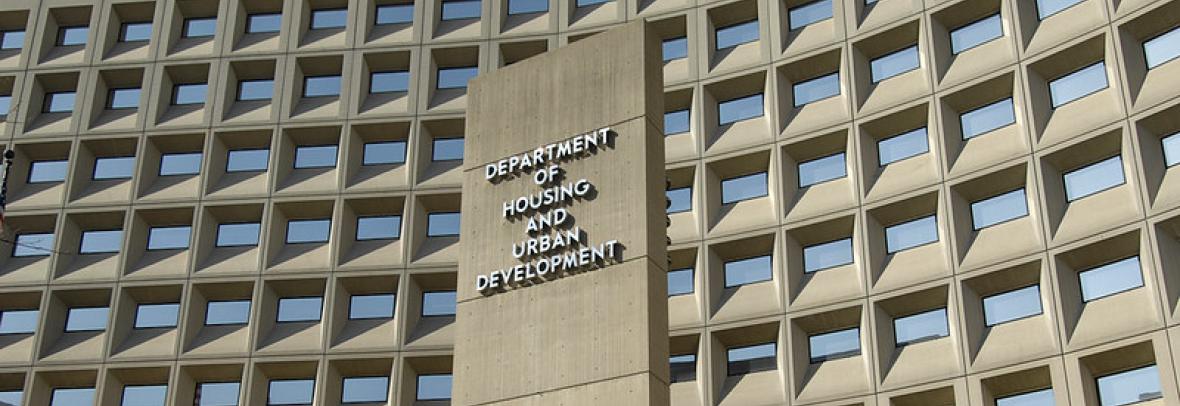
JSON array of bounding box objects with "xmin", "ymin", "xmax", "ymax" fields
[
  {"xmin": 0, "ymin": 309, "xmax": 38, "ymax": 334},
  {"xmin": 720, "ymin": 172, "xmax": 767, "ymax": 204},
  {"xmin": 120, "ymin": 22, "xmax": 152, "ymax": 42},
  {"xmin": 93, "ymin": 156, "xmax": 135, "ymax": 180},
  {"xmin": 1097, "ymin": 365, "xmax": 1162, "ymax": 406},
  {"xmin": 0, "ymin": 30, "xmax": 24, "ymax": 49},
  {"xmin": 0, "ymin": 94, "xmax": 10, "ymax": 117},
  {"xmin": 726, "ymin": 343, "xmax": 775, "ymax": 375},
  {"xmin": 148, "ymin": 226, "xmax": 192, "ymax": 250},
  {"xmin": 65, "ymin": 307, "xmax": 109, "ymax": 332},
  {"xmin": 108, "ymin": 88, "xmax": 141, "ymax": 109},
  {"xmin": 416, "ymin": 375, "xmax": 452, "ymax": 401},
  {"xmin": 884, "ymin": 215, "xmax": 937, "ymax": 253},
  {"xmin": 798, "ymin": 152, "xmax": 845, "ymax": 187},
  {"xmin": 971, "ymin": 189, "xmax": 1028, "ymax": 229},
  {"xmin": 173, "ymin": 83, "xmax": 207, "ymax": 105},
  {"xmin": 983, "ymin": 285, "xmax": 1042, "ymax": 326},
  {"xmin": 80, "ymin": 230, "xmax": 123, "ymax": 254},
  {"xmin": 575, "ymin": 0, "xmax": 610, "ymax": 7},
  {"xmin": 508, "ymin": 0, "xmax": 547, "ymax": 14},
  {"xmin": 276, "ymin": 297, "xmax": 322, "ymax": 322},
  {"xmin": 1165, "ymin": 132, "xmax": 1180, "ymax": 167},
  {"xmin": 311, "ymin": 8, "xmax": 348, "ymax": 29},
  {"xmin": 427, "ymin": 212, "xmax": 461, "ymax": 237},
  {"xmin": 160, "ymin": 152, "xmax": 202, "ymax": 176},
  {"xmin": 1063, "ymin": 156, "xmax": 1124, "ymax": 201},
  {"xmin": 803, "ymin": 238, "xmax": 853, "ymax": 273},
  {"xmin": 663, "ymin": 37, "xmax": 687, "ymax": 61},
  {"xmin": 669, "ymin": 354, "xmax": 696, "ymax": 382},
  {"xmin": 950, "ymin": 14, "xmax": 1002, "ymax": 54},
  {"xmin": 216, "ymin": 223, "xmax": 261, "ymax": 247},
  {"xmin": 286, "ymin": 219, "xmax": 331, "ymax": 244},
  {"xmin": 1036, "ymin": 0, "xmax": 1083, "ymax": 19},
  {"xmin": 664, "ymin": 109, "xmax": 689, "ymax": 135},
  {"xmin": 134, "ymin": 303, "xmax": 179, "ymax": 329},
  {"xmin": 996, "ymin": 389, "xmax": 1054, "ymax": 406},
  {"xmin": 441, "ymin": 0, "xmax": 481, "ymax": 20},
  {"xmin": 349, "ymin": 294, "xmax": 395, "ymax": 319},
  {"xmin": 437, "ymin": 67, "xmax": 478, "ymax": 89},
  {"xmin": 715, "ymin": 20, "xmax": 758, "ymax": 50},
  {"xmin": 723, "ymin": 255, "xmax": 771, "ymax": 287},
  {"xmin": 196, "ymin": 382, "xmax": 240, "ymax": 406},
  {"xmin": 226, "ymin": 149, "xmax": 269, "ymax": 172},
  {"xmin": 363, "ymin": 141, "xmax": 406, "ymax": 165},
  {"xmin": 718, "ymin": 93, "xmax": 763, "ymax": 125},
  {"xmin": 13, "ymin": 233, "xmax": 54, "ymax": 257},
  {"xmin": 357, "ymin": 215, "xmax": 401, "ymax": 240},
  {"xmin": 294, "ymin": 145, "xmax": 338, "ymax": 168},
  {"xmin": 788, "ymin": 0, "xmax": 832, "ymax": 30},
  {"xmin": 267, "ymin": 379, "xmax": 314, "ymax": 406},
  {"xmin": 960, "ymin": 98, "xmax": 1015, "ymax": 139},
  {"xmin": 303, "ymin": 75, "xmax": 341, "ymax": 97},
  {"xmin": 205, "ymin": 300, "xmax": 251, "ymax": 325},
  {"xmin": 28, "ymin": 160, "xmax": 68, "ymax": 183},
  {"xmin": 370, "ymin": 71, "xmax": 410, "ymax": 93},
  {"xmin": 422, "ymin": 291, "xmax": 457, "ymax": 316},
  {"xmin": 871, "ymin": 45, "xmax": 920, "ymax": 83},
  {"xmin": 808, "ymin": 327, "xmax": 859, "ymax": 363},
  {"xmin": 1049, "ymin": 62, "xmax": 1107, "ymax": 108},
  {"xmin": 667, "ymin": 268, "xmax": 693, "ymax": 296},
  {"xmin": 432, "ymin": 138, "xmax": 464, "ymax": 161},
  {"xmin": 246, "ymin": 13, "xmax": 283, "ymax": 34},
  {"xmin": 43, "ymin": 91, "xmax": 76, "ymax": 113},
  {"xmin": 1145, "ymin": 26, "xmax": 1180, "ymax": 69},
  {"xmin": 1079, "ymin": 256, "xmax": 1143, "ymax": 302},
  {"xmin": 122, "ymin": 385, "xmax": 167, "ymax": 406},
  {"xmin": 376, "ymin": 4, "xmax": 414, "ymax": 25},
  {"xmin": 183, "ymin": 17, "xmax": 217, "ymax": 38},
  {"xmin": 237, "ymin": 79, "xmax": 274, "ymax": 101},
  {"xmin": 57, "ymin": 26, "xmax": 88, "ymax": 46},
  {"xmin": 893, "ymin": 308, "xmax": 949, "ymax": 346},
  {"xmin": 666, "ymin": 187, "xmax": 691, "ymax": 213},
  {"xmin": 793, "ymin": 72, "xmax": 840, "ymax": 106},
  {"xmin": 877, "ymin": 127, "xmax": 928, "ymax": 165},
  {"xmin": 51, "ymin": 388, "xmax": 95, "ymax": 405},
  {"xmin": 0, "ymin": 390, "xmax": 20, "ymax": 406},
  {"xmin": 342, "ymin": 376, "xmax": 389, "ymax": 403}
]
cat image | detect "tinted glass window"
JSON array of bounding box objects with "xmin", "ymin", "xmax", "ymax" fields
[
  {"xmin": 667, "ymin": 268, "xmax": 693, "ymax": 296},
  {"xmin": 294, "ymin": 145, "xmax": 338, "ymax": 168},
  {"xmin": 44, "ymin": 91, "xmax": 76, "ymax": 113},
  {"xmin": 197, "ymin": 382, "xmax": 240, "ymax": 406},
  {"xmin": 0, "ymin": 390, "xmax": 20, "ymax": 405},
  {"xmin": 720, "ymin": 172, "xmax": 767, "ymax": 204},
  {"xmin": 58, "ymin": 26, "xmax": 88, "ymax": 46},
  {"xmin": 371, "ymin": 71, "xmax": 410, "ymax": 93},
  {"xmin": 148, "ymin": 226, "xmax": 192, "ymax": 250},
  {"xmin": 0, "ymin": 309, "xmax": 38, "ymax": 334},
  {"xmin": 342, "ymin": 376, "xmax": 388, "ymax": 403},
  {"xmin": 996, "ymin": 388, "xmax": 1053, "ymax": 406},
  {"xmin": 877, "ymin": 127, "xmax": 928, "ymax": 165},
  {"xmin": 664, "ymin": 109, "xmax": 689, "ymax": 135},
  {"xmin": 1145, "ymin": 26, "xmax": 1180, "ymax": 69},
  {"xmin": 669, "ymin": 354, "xmax": 696, "ymax": 382},
  {"xmin": 417, "ymin": 375, "xmax": 452, "ymax": 400},
  {"xmin": 174, "ymin": 83, "xmax": 207, "ymax": 105},
  {"xmin": 29, "ymin": 160, "xmax": 68, "ymax": 183},
  {"xmin": 441, "ymin": 0, "xmax": 481, "ymax": 20},
  {"xmin": 80, "ymin": 230, "xmax": 123, "ymax": 254},
  {"xmin": 893, "ymin": 308, "xmax": 948, "ymax": 346},
  {"xmin": 663, "ymin": 37, "xmax": 687, "ymax": 61},
  {"xmin": 971, "ymin": 189, "xmax": 1028, "ymax": 229},
  {"xmin": 983, "ymin": 285, "xmax": 1042, "ymax": 326},
  {"xmin": 134, "ymin": 303, "xmax": 179, "ymax": 329},
  {"xmin": 120, "ymin": 22, "xmax": 152, "ymax": 42},
  {"xmin": 793, "ymin": 72, "xmax": 840, "ymax": 106},
  {"xmin": 884, "ymin": 215, "xmax": 938, "ymax": 253},
  {"xmin": 13, "ymin": 233, "xmax": 54, "ymax": 257},
  {"xmin": 51, "ymin": 388, "xmax": 95, "ymax": 405},
  {"xmin": 422, "ymin": 291, "xmax": 457, "ymax": 316},
  {"xmin": 0, "ymin": 95, "xmax": 10, "ymax": 116},
  {"xmin": 1036, "ymin": 0, "xmax": 1083, "ymax": 19},
  {"xmin": 871, "ymin": 46, "xmax": 920, "ymax": 82},
  {"xmin": 0, "ymin": 30, "xmax": 24, "ymax": 49},
  {"xmin": 726, "ymin": 342, "xmax": 775, "ymax": 375},
  {"xmin": 427, "ymin": 212, "xmax": 460, "ymax": 237},
  {"xmin": 666, "ymin": 187, "xmax": 691, "ymax": 213},
  {"xmin": 508, "ymin": 0, "xmax": 547, "ymax": 14},
  {"xmin": 94, "ymin": 156, "xmax": 135, "ymax": 180},
  {"xmin": 286, "ymin": 219, "xmax": 331, "ymax": 244},
  {"xmin": 237, "ymin": 79, "xmax": 274, "ymax": 101},
  {"xmin": 961, "ymin": 98, "xmax": 1015, "ymax": 139},
  {"xmin": 303, "ymin": 75, "xmax": 341, "ymax": 97},
  {"xmin": 160, "ymin": 152, "xmax": 202, "ymax": 176},
  {"xmin": 715, "ymin": 20, "xmax": 758, "ymax": 49},
  {"xmin": 376, "ymin": 5, "xmax": 414, "ymax": 24},
  {"xmin": 433, "ymin": 138, "xmax": 464, "ymax": 161},
  {"xmin": 803, "ymin": 238, "xmax": 853, "ymax": 273},
  {"xmin": 276, "ymin": 297, "xmax": 322, "ymax": 322},
  {"xmin": 1097, "ymin": 365, "xmax": 1162, "ymax": 406},
  {"xmin": 718, "ymin": 93, "xmax": 762, "ymax": 125},
  {"xmin": 267, "ymin": 379, "xmax": 314, "ymax": 406},
  {"xmin": 205, "ymin": 300, "xmax": 251, "ymax": 325},
  {"xmin": 311, "ymin": 9, "xmax": 348, "ymax": 29},
  {"xmin": 109, "ymin": 88, "xmax": 141, "ymax": 109},
  {"xmin": 183, "ymin": 17, "xmax": 217, "ymax": 38},
  {"xmin": 65, "ymin": 307, "xmax": 108, "ymax": 332},
  {"xmin": 363, "ymin": 141, "xmax": 407, "ymax": 165},
  {"xmin": 227, "ymin": 149, "xmax": 269, "ymax": 172},
  {"xmin": 798, "ymin": 152, "xmax": 845, "ymax": 187},
  {"xmin": 357, "ymin": 216, "xmax": 401, "ymax": 240},
  {"xmin": 788, "ymin": 0, "xmax": 832, "ymax": 30},
  {"xmin": 1049, "ymin": 62, "xmax": 1107, "ymax": 107},
  {"xmin": 349, "ymin": 294, "xmax": 395, "ymax": 319},
  {"xmin": 1063, "ymin": 156, "xmax": 1124, "ymax": 201},
  {"xmin": 246, "ymin": 13, "xmax": 283, "ymax": 33},
  {"xmin": 1079, "ymin": 257, "xmax": 1143, "ymax": 302},
  {"xmin": 809, "ymin": 327, "xmax": 859, "ymax": 362},
  {"xmin": 122, "ymin": 385, "xmax": 167, "ymax": 406},
  {"xmin": 723, "ymin": 255, "xmax": 771, "ymax": 287},
  {"xmin": 1165, "ymin": 132, "xmax": 1180, "ymax": 167},
  {"xmin": 217, "ymin": 223, "xmax": 261, "ymax": 247},
  {"xmin": 438, "ymin": 67, "xmax": 478, "ymax": 89},
  {"xmin": 575, "ymin": 0, "xmax": 610, "ymax": 6},
  {"xmin": 950, "ymin": 14, "xmax": 1002, "ymax": 54}
]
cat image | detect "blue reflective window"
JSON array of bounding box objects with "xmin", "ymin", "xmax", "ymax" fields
[
  {"xmin": 246, "ymin": 13, "xmax": 283, "ymax": 34},
  {"xmin": 663, "ymin": 37, "xmax": 687, "ymax": 61},
  {"xmin": 877, "ymin": 127, "xmax": 928, "ymax": 165},
  {"xmin": 789, "ymin": 0, "xmax": 832, "ymax": 30},
  {"xmin": 148, "ymin": 226, "xmax": 191, "ymax": 250},
  {"xmin": 667, "ymin": 268, "xmax": 693, "ymax": 296},
  {"xmin": 416, "ymin": 375, "xmax": 452, "ymax": 400},
  {"xmin": 357, "ymin": 216, "xmax": 401, "ymax": 240},
  {"xmin": 294, "ymin": 145, "xmax": 338, "ymax": 169},
  {"xmin": 174, "ymin": 83, "xmax": 207, "ymax": 105},
  {"xmin": 108, "ymin": 88, "xmax": 141, "ymax": 109},
  {"xmin": 197, "ymin": 382, "xmax": 240, "ymax": 406},
  {"xmin": 1036, "ymin": 0, "xmax": 1083, "ymax": 19},
  {"xmin": 376, "ymin": 5, "xmax": 414, "ymax": 25},
  {"xmin": 0, "ymin": 309, "xmax": 38, "ymax": 334},
  {"xmin": 1097, "ymin": 365, "xmax": 1162, "ymax": 406},
  {"xmin": 94, "ymin": 156, "xmax": 135, "ymax": 180},
  {"xmin": 120, "ymin": 22, "xmax": 152, "ymax": 42},
  {"xmin": 303, "ymin": 75, "xmax": 341, "ymax": 98},
  {"xmin": 422, "ymin": 291, "xmax": 457, "ymax": 316},
  {"xmin": 1049, "ymin": 62, "xmax": 1107, "ymax": 108},
  {"xmin": 509, "ymin": 0, "xmax": 547, "ymax": 14},
  {"xmin": 0, "ymin": 95, "xmax": 10, "ymax": 116},
  {"xmin": 80, "ymin": 230, "xmax": 123, "ymax": 254},
  {"xmin": 433, "ymin": 138, "xmax": 464, "ymax": 161},
  {"xmin": 809, "ymin": 327, "xmax": 859, "ymax": 363},
  {"xmin": 349, "ymin": 294, "xmax": 395, "ymax": 319},
  {"xmin": 267, "ymin": 379, "xmax": 314, "ymax": 406},
  {"xmin": 441, "ymin": 0, "xmax": 481, "ymax": 20},
  {"xmin": 1063, "ymin": 156, "xmax": 1124, "ymax": 201},
  {"xmin": 996, "ymin": 388, "xmax": 1053, "ymax": 406},
  {"xmin": 13, "ymin": 233, "xmax": 54, "ymax": 257},
  {"xmin": 237, "ymin": 79, "xmax": 274, "ymax": 101},
  {"xmin": 276, "ymin": 297, "xmax": 322, "ymax": 322},
  {"xmin": 666, "ymin": 187, "xmax": 691, "ymax": 213},
  {"xmin": 893, "ymin": 308, "xmax": 948, "ymax": 346},
  {"xmin": 65, "ymin": 307, "xmax": 108, "ymax": 332},
  {"xmin": 311, "ymin": 9, "xmax": 348, "ymax": 29},
  {"xmin": 724, "ymin": 255, "xmax": 771, "ymax": 288},
  {"xmin": 971, "ymin": 189, "xmax": 1028, "ymax": 229},
  {"xmin": 718, "ymin": 93, "xmax": 763, "ymax": 125},
  {"xmin": 1079, "ymin": 257, "xmax": 1143, "ymax": 302},
  {"xmin": 721, "ymin": 172, "xmax": 767, "ymax": 204},
  {"xmin": 669, "ymin": 354, "xmax": 696, "ymax": 382},
  {"xmin": 726, "ymin": 342, "xmax": 776, "ymax": 375},
  {"xmin": 44, "ymin": 91, "xmax": 76, "ymax": 113},
  {"xmin": 29, "ymin": 160, "xmax": 68, "ymax": 183},
  {"xmin": 793, "ymin": 72, "xmax": 840, "ymax": 107},
  {"xmin": 364, "ymin": 141, "xmax": 407, "ymax": 165},
  {"xmin": 961, "ymin": 98, "xmax": 1015, "ymax": 139},
  {"xmin": 871, "ymin": 45, "xmax": 920, "ymax": 83},
  {"xmin": 1145, "ymin": 26, "xmax": 1180, "ymax": 69},
  {"xmin": 715, "ymin": 20, "xmax": 758, "ymax": 50},
  {"xmin": 57, "ymin": 26, "xmax": 88, "ymax": 46},
  {"xmin": 803, "ymin": 238, "xmax": 853, "ymax": 273},
  {"xmin": 0, "ymin": 390, "xmax": 21, "ymax": 405},
  {"xmin": 342, "ymin": 376, "xmax": 388, "ymax": 403},
  {"xmin": 183, "ymin": 17, "xmax": 217, "ymax": 38},
  {"xmin": 576, "ymin": 0, "xmax": 610, "ymax": 7},
  {"xmin": 205, "ymin": 300, "xmax": 251, "ymax": 325},
  {"xmin": 286, "ymin": 219, "xmax": 331, "ymax": 244},
  {"xmin": 227, "ymin": 149, "xmax": 269, "ymax": 172},
  {"xmin": 371, "ymin": 71, "xmax": 409, "ymax": 93},
  {"xmin": 983, "ymin": 285, "xmax": 1042, "ymax": 326},
  {"xmin": 665, "ymin": 109, "xmax": 689, "ymax": 135},
  {"xmin": 216, "ymin": 222, "xmax": 260, "ymax": 247},
  {"xmin": 427, "ymin": 212, "xmax": 460, "ymax": 237},
  {"xmin": 134, "ymin": 303, "xmax": 179, "ymax": 329},
  {"xmin": 950, "ymin": 14, "xmax": 1002, "ymax": 54},
  {"xmin": 438, "ymin": 67, "xmax": 478, "ymax": 89},
  {"xmin": 1165, "ymin": 133, "xmax": 1180, "ymax": 167},
  {"xmin": 0, "ymin": 30, "xmax": 24, "ymax": 49},
  {"xmin": 51, "ymin": 388, "xmax": 95, "ymax": 406},
  {"xmin": 884, "ymin": 215, "xmax": 938, "ymax": 254},
  {"xmin": 798, "ymin": 152, "xmax": 845, "ymax": 187},
  {"xmin": 160, "ymin": 152, "xmax": 202, "ymax": 176}
]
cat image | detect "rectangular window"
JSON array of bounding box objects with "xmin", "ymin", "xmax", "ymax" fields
[
  {"xmin": 0, "ymin": 390, "xmax": 20, "ymax": 406},
  {"xmin": 80, "ymin": 230, "xmax": 123, "ymax": 254},
  {"xmin": 286, "ymin": 219, "xmax": 331, "ymax": 244},
  {"xmin": 427, "ymin": 212, "xmax": 461, "ymax": 237},
  {"xmin": 971, "ymin": 189, "xmax": 1028, "ymax": 229},
  {"xmin": 349, "ymin": 294, "xmax": 395, "ymax": 319},
  {"xmin": 798, "ymin": 152, "xmax": 846, "ymax": 187},
  {"xmin": 666, "ymin": 187, "xmax": 691, "ymax": 213},
  {"xmin": 119, "ymin": 22, "xmax": 152, "ymax": 42},
  {"xmin": 57, "ymin": 26, "xmax": 88, "ymax": 46},
  {"xmin": 508, "ymin": 0, "xmax": 547, "ymax": 14},
  {"xmin": 726, "ymin": 342, "xmax": 775, "ymax": 375},
  {"xmin": 884, "ymin": 215, "xmax": 938, "ymax": 254},
  {"xmin": 237, "ymin": 79, "xmax": 274, "ymax": 101},
  {"xmin": 723, "ymin": 255, "xmax": 772, "ymax": 288},
  {"xmin": 216, "ymin": 223, "xmax": 261, "ymax": 247},
  {"xmin": 1036, "ymin": 0, "xmax": 1083, "ymax": 19},
  {"xmin": 197, "ymin": 382, "xmax": 240, "ymax": 406},
  {"xmin": 662, "ymin": 37, "xmax": 687, "ymax": 61},
  {"xmin": 0, "ymin": 30, "xmax": 24, "ymax": 49},
  {"xmin": 44, "ymin": 91, "xmax": 76, "ymax": 113},
  {"xmin": 0, "ymin": 309, "xmax": 38, "ymax": 334},
  {"xmin": 173, "ymin": 83, "xmax": 207, "ymax": 105},
  {"xmin": 803, "ymin": 238, "xmax": 853, "ymax": 273},
  {"xmin": 360, "ymin": 141, "xmax": 405, "ymax": 165},
  {"xmin": 376, "ymin": 4, "xmax": 414, "ymax": 25},
  {"xmin": 422, "ymin": 291, "xmax": 457, "ymax": 316},
  {"xmin": 246, "ymin": 13, "xmax": 283, "ymax": 34},
  {"xmin": 28, "ymin": 160, "xmax": 68, "ymax": 183},
  {"xmin": 1063, "ymin": 156, "xmax": 1124, "ymax": 201},
  {"xmin": 437, "ymin": 67, "xmax": 478, "ymax": 89},
  {"xmin": 357, "ymin": 216, "xmax": 401, "ymax": 240},
  {"xmin": 276, "ymin": 297, "xmax": 322, "ymax": 322},
  {"xmin": 416, "ymin": 375, "xmax": 452, "ymax": 401},
  {"xmin": 51, "ymin": 388, "xmax": 96, "ymax": 405},
  {"xmin": 1049, "ymin": 62, "xmax": 1107, "ymax": 108},
  {"xmin": 65, "ymin": 307, "xmax": 108, "ymax": 332},
  {"xmin": 226, "ymin": 149, "xmax": 269, "ymax": 172},
  {"xmin": 1097, "ymin": 365, "xmax": 1162, "ymax": 406},
  {"xmin": 667, "ymin": 268, "xmax": 693, "ymax": 296},
  {"xmin": 1145, "ymin": 26, "xmax": 1180, "ymax": 69},
  {"xmin": 788, "ymin": 0, "xmax": 832, "ymax": 30},
  {"xmin": 996, "ymin": 388, "xmax": 1053, "ymax": 406},
  {"xmin": 1079, "ymin": 256, "xmax": 1143, "ymax": 302},
  {"xmin": 720, "ymin": 172, "xmax": 767, "ymax": 204},
  {"xmin": 960, "ymin": 98, "xmax": 1015, "ymax": 139},
  {"xmin": 294, "ymin": 145, "xmax": 338, "ymax": 168},
  {"xmin": 370, "ymin": 71, "xmax": 410, "ymax": 93},
  {"xmin": 715, "ymin": 20, "xmax": 759, "ymax": 50},
  {"xmin": 1165, "ymin": 132, "xmax": 1180, "ymax": 167},
  {"xmin": 877, "ymin": 127, "xmax": 928, "ymax": 165},
  {"xmin": 267, "ymin": 379, "xmax": 314, "ymax": 406},
  {"xmin": 148, "ymin": 226, "xmax": 192, "ymax": 250},
  {"xmin": 342, "ymin": 376, "xmax": 388, "ymax": 403},
  {"xmin": 718, "ymin": 93, "xmax": 763, "ymax": 125},
  {"xmin": 93, "ymin": 156, "xmax": 135, "ymax": 180},
  {"xmin": 983, "ymin": 285, "xmax": 1042, "ymax": 326},
  {"xmin": 808, "ymin": 327, "xmax": 859, "ymax": 363},
  {"xmin": 108, "ymin": 88, "xmax": 141, "ymax": 109},
  {"xmin": 160, "ymin": 152, "xmax": 202, "ymax": 176},
  {"xmin": 576, "ymin": 0, "xmax": 610, "ymax": 7},
  {"xmin": 664, "ymin": 109, "xmax": 689, "ymax": 135},
  {"xmin": 870, "ymin": 45, "xmax": 920, "ymax": 83},
  {"xmin": 432, "ymin": 138, "xmax": 464, "ymax": 161},
  {"xmin": 13, "ymin": 233, "xmax": 54, "ymax": 257},
  {"xmin": 893, "ymin": 308, "xmax": 949, "ymax": 346},
  {"xmin": 669, "ymin": 354, "xmax": 696, "ymax": 382},
  {"xmin": 793, "ymin": 72, "xmax": 840, "ymax": 107},
  {"xmin": 311, "ymin": 8, "xmax": 348, "ymax": 29},
  {"xmin": 134, "ymin": 303, "xmax": 179, "ymax": 329},
  {"xmin": 0, "ymin": 95, "xmax": 10, "ymax": 116},
  {"xmin": 441, "ymin": 0, "xmax": 481, "ymax": 20},
  {"xmin": 183, "ymin": 17, "xmax": 217, "ymax": 38},
  {"xmin": 303, "ymin": 75, "xmax": 341, "ymax": 97},
  {"xmin": 950, "ymin": 14, "xmax": 1003, "ymax": 54},
  {"xmin": 205, "ymin": 300, "xmax": 251, "ymax": 325}
]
